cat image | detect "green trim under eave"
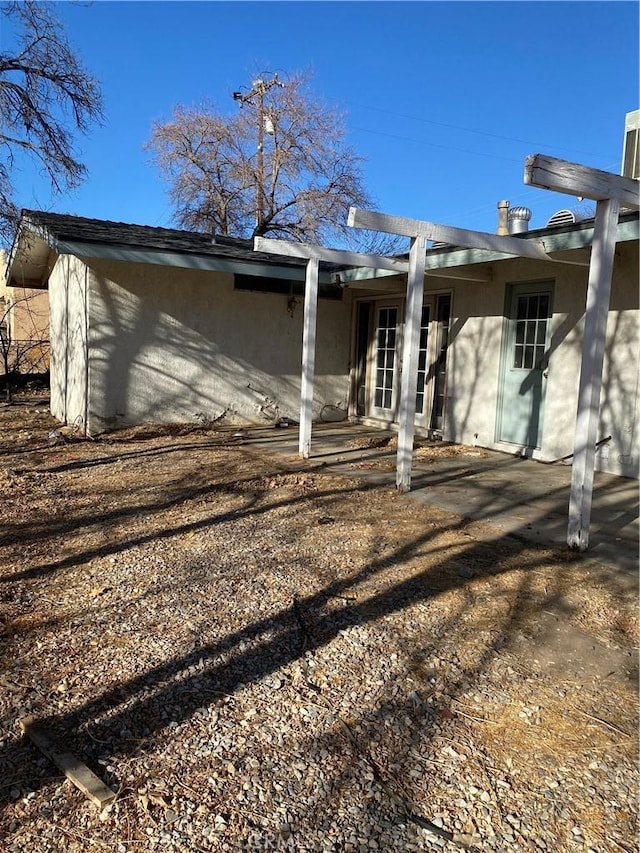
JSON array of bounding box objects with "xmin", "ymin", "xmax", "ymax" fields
[
  {"xmin": 53, "ymin": 239, "xmax": 339, "ymax": 284},
  {"xmin": 343, "ymin": 213, "xmax": 640, "ymax": 279},
  {"xmin": 422, "ymin": 214, "xmax": 639, "ymax": 271}
]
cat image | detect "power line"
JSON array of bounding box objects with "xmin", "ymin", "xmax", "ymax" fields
[
  {"xmin": 348, "ymin": 101, "xmax": 611, "ymax": 161},
  {"xmin": 350, "ymin": 125, "xmax": 523, "ymax": 164}
]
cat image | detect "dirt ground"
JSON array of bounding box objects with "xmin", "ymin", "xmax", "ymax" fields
[{"xmin": 0, "ymin": 396, "xmax": 638, "ymax": 852}]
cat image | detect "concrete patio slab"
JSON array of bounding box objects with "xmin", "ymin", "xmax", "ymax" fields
[{"xmin": 241, "ymin": 422, "xmax": 639, "ymax": 575}]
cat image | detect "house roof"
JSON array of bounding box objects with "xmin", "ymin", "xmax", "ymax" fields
[
  {"xmin": 19, "ymin": 210, "xmax": 285, "ymax": 263},
  {"xmin": 6, "ymin": 207, "xmax": 639, "ymax": 290},
  {"xmin": 7, "ymin": 209, "xmax": 348, "ymax": 288}
]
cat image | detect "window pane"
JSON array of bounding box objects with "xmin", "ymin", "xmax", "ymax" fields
[
  {"xmin": 517, "ymin": 297, "xmax": 527, "ymax": 320},
  {"xmin": 539, "ymin": 295, "xmax": 549, "ymax": 318},
  {"xmin": 514, "ymin": 345, "xmax": 523, "ymax": 368},
  {"xmin": 516, "ymin": 321, "xmax": 525, "ymax": 344},
  {"xmin": 536, "ymin": 320, "xmax": 547, "ymax": 344},
  {"xmin": 524, "ymin": 346, "xmax": 534, "ymax": 369}
]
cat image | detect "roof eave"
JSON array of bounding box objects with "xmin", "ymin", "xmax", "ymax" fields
[{"xmin": 52, "ymin": 238, "xmax": 343, "ymax": 283}]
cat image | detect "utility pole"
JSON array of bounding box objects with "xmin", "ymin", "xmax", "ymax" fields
[{"xmin": 232, "ymin": 74, "xmax": 283, "ymax": 235}]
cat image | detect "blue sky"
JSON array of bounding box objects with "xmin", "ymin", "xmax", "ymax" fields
[{"xmin": 6, "ymin": 0, "xmax": 640, "ymax": 236}]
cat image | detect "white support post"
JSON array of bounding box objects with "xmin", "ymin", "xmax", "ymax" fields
[
  {"xmin": 299, "ymin": 258, "xmax": 319, "ymax": 459},
  {"xmin": 396, "ymin": 236, "xmax": 426, "ymax": 492},
  {"xmin": 567, "ymin": 197, "xmax": 621, "ymax": 550}
]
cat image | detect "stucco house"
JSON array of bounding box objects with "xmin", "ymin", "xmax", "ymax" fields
[
  {"xmin": 5, "ymin": 205, "xmax": 639, "ymax": 480},
  {"xmin": 5, "ymin": 214, "xmax": 351, "ymax": 432}
]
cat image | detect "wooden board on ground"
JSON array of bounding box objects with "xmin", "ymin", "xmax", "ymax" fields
[{"xmin": 20, "ymin": 716, "xmax": 116, "ymax": 808}]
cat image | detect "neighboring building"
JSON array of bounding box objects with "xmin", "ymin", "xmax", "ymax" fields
[
  {"xmin": 0, "ymin": 250, "xmax": 50, "ymax": 376},
  {"xmin": 5, "ymin": 206, "xmax": 639, "ymax": 478}
]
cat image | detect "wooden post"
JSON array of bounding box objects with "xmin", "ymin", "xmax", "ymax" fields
[
  {"xmin": 299, "ymin": 258, "xmax": 319, "ymax": 458},
  {"xmin": 396, "ymin": 236, "xmax": 426, "ymax": 492},
  {"xmin": 567, "ymin": 197, "xmax": 621, "ymax": 550}
]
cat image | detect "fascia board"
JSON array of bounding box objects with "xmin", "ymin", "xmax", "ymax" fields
[
  {"xmin": 54, "ymin": 239, "xmax": 334, "ymax": 283},
  {"xmin": 339, "ymin": 266, "xmax": 405, "ymax": 283}
]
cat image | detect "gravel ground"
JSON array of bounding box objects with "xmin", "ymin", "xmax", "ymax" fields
[{"xmin": 0, "ymin": 399, "xmax": 638, "ymax": 853}]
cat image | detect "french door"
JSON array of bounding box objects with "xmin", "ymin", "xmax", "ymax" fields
[
  {"xmin": 357, "ymin": 294, "xmax": 451, "ymax": 429},
  {"xmin": 370, "ymin": 303, "xmax": 401, "ymax": 420}
]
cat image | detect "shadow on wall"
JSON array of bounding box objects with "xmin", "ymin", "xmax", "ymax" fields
[
  {"xmin": 86, "ymin": 261, "xmax": 350, "ymax": 433},
  {"xmin": 445, "ymin": 281, "xmax": 637, "ymax": 478},
  {"xmin": 599, "ymin": 310, "xmax": 639, "ymax": 474},
  {"xmin": 445, "ymin": 315, "xmax": 495, "ymax": 443}
]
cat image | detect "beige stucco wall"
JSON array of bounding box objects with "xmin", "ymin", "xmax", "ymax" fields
[
  {"xmin": 81, "ymin": 258, "xmax": 352, "ymax": 434},
  {"xmin": 431, "ymin": 240, "xmax": 639, "ymax": 478},
  {"xmin": 48, "ymin": 254, "xmax": 89, "ymax": 429},
  {"xmin": 45, "ymin": 240, "xmax": 637, "ymax": 478}
]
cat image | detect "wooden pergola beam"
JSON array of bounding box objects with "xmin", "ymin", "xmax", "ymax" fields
[
  {"xmin": 254, "ymin": 237, "xmax": 409, "ymax": 273},
  {"xmin": 524, "ymin": 154, "xmax": 640, "ymax": 210},
  {"xmin": 258, "ymin": 156, "xmax": 637, "ymax": 553},
  {"xmin": 348, "ymin": 208, "xmax": 552, "ymax": 261}
]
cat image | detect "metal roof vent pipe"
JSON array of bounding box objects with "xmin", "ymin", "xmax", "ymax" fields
[
  {"xmin": 497, "ymin": 200, "xmax": 510, "ymax": 235},
  {"xmin": 507, "ymin": 206, "xmax": 532, "ymax": 234}
]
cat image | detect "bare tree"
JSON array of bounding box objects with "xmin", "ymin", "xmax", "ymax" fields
[
  {"xmin": 147, "ymin": 73, "xmax": 386, "ymax": 248},
  {"xmin": 0, "ymin": 0, "xmax": 103, "ymax": 244}
]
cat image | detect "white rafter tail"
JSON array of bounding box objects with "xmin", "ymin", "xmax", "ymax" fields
[
  {"xmin": 396, "ymin": 236, "xmax": 427, "ymax": 493},
  {"xmin": 567, "ymin": 197, "xmax": 621, "ymax": 550},
  {"xmin": 348, "ymin": 208, "xmax": 551, "ymax": 261},
  {"xmin": 524, "ymin": 154, "xmax": 640, "ymax": 210},
  {"xmin": 299, "ymin": 258, "xmax": 319, "ymax": 459}
]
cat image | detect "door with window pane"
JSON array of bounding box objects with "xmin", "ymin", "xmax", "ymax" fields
[
  {"xmin": 370, "ymin": 304, "xmax": 401, "ymax": 419},
  {"xmin": 498, "ymin": 283, "xmax": 553, "ymax": 448}
]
